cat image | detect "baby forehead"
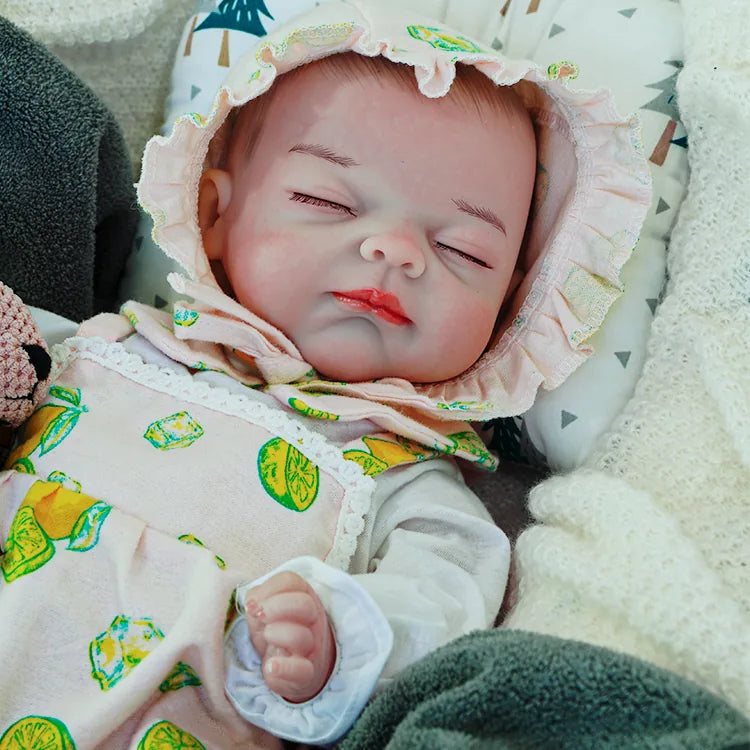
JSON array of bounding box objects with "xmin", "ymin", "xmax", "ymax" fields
[
  {"xmin": 262, "ymin": 53, "xmax": 531, "ymax": 129},
  {"xmin": 225, "ymin": 55, "xmax": 537, "ymax": 181}
]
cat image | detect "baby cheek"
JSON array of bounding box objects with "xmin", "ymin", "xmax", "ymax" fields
[
  {"xmin": 226, "ymin": 228, "xmax": 293, "ymax": 297},
  {"xmin": 439, "ymin": 294, "xmax": 500, "ymax": 362}
]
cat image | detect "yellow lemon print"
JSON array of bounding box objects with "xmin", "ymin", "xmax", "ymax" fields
[
  {"xmin": 67, "ymin": 501, "xmax": 112, "ymax": 552},
  {"xmin": 122, "ymin": 307, "xmax": 139, "ymax": 328},
  {"xmin": 177, "ymin": 534, "xmax": 226, "ymax": 569},
  {"xmin": 46, "ymin": 471, "xmax": 81, "ymax": 493},
  {"xmin": 158, "ymin": 661, "xmax": 202, "ymax": 693},
  {"xmin": 22, "ymin": 482, "xmax": 99, "ymax": 540},
  {"xmin": 342, "ymin": 450, "xmax": 389, "ymax": 477},
  {"xmin": 547, "ymin": 60, "xmax": 580, "ymax": 81},
  {"xmin": 257, "ymin": 437, "xmax": 320, "ymax": 511},
  {"xmin": 137, "ymin": 720, "xmax": 205, "ymax": 750},
  {"xmin": 5, "ymin": 404, "xmax": 63, "ymax": 469},
  {"xmin": 286, "ymin": 22, "xmax": 355, "ymax": 48},
  {"xmin": 0, "ymin": 715, "xmax": 75, "ymax": 750},
  {"xmin": 436, "ymin": 400, "xmax": 485, "ymax": 412},
  {"xmin": 447, "ymin": 431, "xmax": 495, "ymax": 467},
  {"xmin": 144, "ymin": 412, "xmax": 204, "ymax": 450},
  {"xmin": 5, "ymin": 387, "xmax": 87, "ymax": 471},
  {"xmin": 1, "ymin": 506, "xmax": 54, "ymax": 584},
  {"xmin": 406, "ymin": 25, "xmax": 482, "ymax": 53},
  {"xmin": 173, "ymin": 306, "xmax": 200, "ymax": 328},
  {"xmin": 288, "ymin": 397, "xmax": 339, "ymax": 421},
  {"xmin": 89, "ymin": 615, "xmax": 164, "ymax": 691},
  {"xmin": 365, "ymin": 436, "xmax": 436, "ymax": 466}
]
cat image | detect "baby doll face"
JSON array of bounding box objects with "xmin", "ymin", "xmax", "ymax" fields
[{"xmin": 200, "ymin": 61, "xmax": 536, "ymax": 382}]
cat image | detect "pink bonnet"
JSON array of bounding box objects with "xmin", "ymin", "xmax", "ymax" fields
[{"xmin": 137, "ymin": 0, "xmax": 651, "ymax": 420}]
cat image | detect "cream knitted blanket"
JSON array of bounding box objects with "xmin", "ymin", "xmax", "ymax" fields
[{"xmin": 506, "ymin": 0, "xmax": 750, "ymax": 717}]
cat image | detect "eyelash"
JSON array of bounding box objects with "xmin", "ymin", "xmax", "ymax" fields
[
  {"xmin": 435, "ymin": 242, "xmax": 490, "ymax": 268},
  {"xmin": 290, "ymin": 193, "xmax": 490, "ymax": 269},
  {"xmin": 290, "ymin": 192, "xmax": 356, "ymax": 215}
]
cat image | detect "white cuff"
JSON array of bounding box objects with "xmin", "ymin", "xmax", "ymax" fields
[{"xmin": 224, "ymin": 556, "xmax": 393, "ymax": 744}]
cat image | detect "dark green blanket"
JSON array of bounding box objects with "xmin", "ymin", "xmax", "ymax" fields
[
  {"xmin": 339, "ymin": 630, "xmax": 750, "ymax": 750},
  {"xmin": 0, "ymin": 16, "xmax": 137, "ymax": 322}
]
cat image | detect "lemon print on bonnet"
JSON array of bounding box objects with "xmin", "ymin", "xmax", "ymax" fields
[{"xmin": 406, "ymin": 25, "xmax": 482, "ymax": 53}]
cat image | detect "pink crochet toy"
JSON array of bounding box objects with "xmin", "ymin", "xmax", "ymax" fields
[{"xmin": 0, "ymin": 282, "xmax": 52, "ymax": 429}]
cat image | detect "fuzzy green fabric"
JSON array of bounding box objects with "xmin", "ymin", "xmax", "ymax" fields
[
  {"xmin": 0, "ymin": 16, "xmax": 137, "ymax": 322},
  {"xmin": 339, "ymin": 630, "xmax": 750, "ymax": 750}
]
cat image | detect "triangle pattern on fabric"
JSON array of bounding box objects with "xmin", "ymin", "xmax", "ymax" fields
[
  {"xmin": 154, "ymin": 295, "xmax": 169, "ymax": 309},
  {"xmin": 561, "ymin": 410, "xmax": 578, "ymax": 429},
  {"xmin": 191, "ymin": 85, "xmax": 202, "ymax": 100},
  {"xmin": 615, "ymin": 351, "xmax": 632, "ymax": 368},
  {"xmin": 656, "ymin": 198, "xmax": 670, "ymax": 214},
  {"xmin": 492, "ymin": 38, "xmax": 503, "ymax": 50},
  {"xmin": 646, "ymin": 298, "xmax": 658, "ymax": 314},
  {"xmin": 618, "ymin": 8, "xmax": 637, "ymax": 18},
  {"xmin": 549, "ymin": 24, "xmax": 565, "ymax": 38}
]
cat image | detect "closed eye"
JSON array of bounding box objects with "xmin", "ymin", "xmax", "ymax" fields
[
  {"xmin": 434, "ymin": 241, "xmax": 491, "ymax": 269},
  {"xmin": 290, "ymin": 192, "xmax": 356, "ymax": 216}
]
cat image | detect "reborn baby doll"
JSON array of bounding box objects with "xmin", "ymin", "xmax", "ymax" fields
[{"xmin": 0, "ymin": 1, "xmax": 651, "ymax": 747}]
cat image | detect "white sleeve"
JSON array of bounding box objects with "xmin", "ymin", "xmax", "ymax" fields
[
  {"xmin": 223, "ymin": 460, "xmax": 509, "ymax": 742},
  {"xmin": 348, "ymin": 459, "xmax": 511, "ymax": 685},
  {"xmin": 224, "ymin": 556, "xmax": 393, "ymax": 745}
]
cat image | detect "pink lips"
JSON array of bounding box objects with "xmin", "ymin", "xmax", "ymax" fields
[{"xmin": 333, "ymin": 288, "xmax": 410, "ymax": 326}]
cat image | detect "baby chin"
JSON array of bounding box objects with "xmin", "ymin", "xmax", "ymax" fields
[{"xmin": 296, "ymin": 320, "xmax": 413, "ymax": 382}]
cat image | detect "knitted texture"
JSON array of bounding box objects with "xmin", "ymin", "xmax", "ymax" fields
[
  {"xmin": 0, "ymin": 283, "xmax": 51, "ymax": 428},
  {"xmin": 2, "ymin": 0, "xmax": 180, "ymax": 46},
  {"xmin": 2, "ymin": 0, "xmax": 196, "ymax": 173},
  {"xmin": 505, "ymin": 0, "xmax": 750, "ymax": 717}
]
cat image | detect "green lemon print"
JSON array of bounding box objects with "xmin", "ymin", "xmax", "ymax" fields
[
  {"xmin": 1, "ymin": 506, "xmax": 54, "ymax": 583},
  {"xmin": 407, "ymin": 25, "xmax": 482, "ymax": 53},
  {"xmin": 342, "ymin": 450, "xmax": 389, "ymax": 477},
  {"xmin": 0, "ymin": 715, "xmax": 76, "ymax": 750},
  {"xmin": 177, "ymin": 534, "xmax": 226, "ymax": 569},
  {"xmin": 144, "ymin": 412, "xmax": 204, "ymax": 450},
  {"xmin": 137, "ymin": 721, "xmax": 205, "ymax": 750},
  {"xmin": 89, "ymin": 615, "xmax": 164, "ymax": 691},
  {"xmin": 288, "ymin": 397, "xmax": 339, "ymax": 421},
  {"xmin": 448, "ymin": 431, "xmax": 494, "ymax": 466},
  {"xmin": 158, "ymin": 661, "xmax": 202, "ymax": 693},
  {"xmin": 173, "ymin": 307, "xmax": 200, "ymax": 327},
  {"xmin": 258, "ymin": 437, "xmax": 320, "ymax": 511}
]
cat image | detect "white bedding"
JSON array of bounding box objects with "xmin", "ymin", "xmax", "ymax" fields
[{"xmin": 29, "ymin": 306, "xmax": 79, "ymax": 348}]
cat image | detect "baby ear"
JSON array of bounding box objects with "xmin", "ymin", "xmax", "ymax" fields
[{"xmin": 198, "ymin": 168, "xmax": 233, "ymax": 260}]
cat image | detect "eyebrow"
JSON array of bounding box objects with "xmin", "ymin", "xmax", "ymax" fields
[
  {"xmin": 289, "ymin": 142, "xmax": 360, "ymax": 168},
  {"xmin": 452, "ymin": 198, "xmax": 507, "ymax": 236}
]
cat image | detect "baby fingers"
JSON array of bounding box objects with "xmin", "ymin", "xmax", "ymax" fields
[
  {"xmin": 263, "ymin": 654, "xmax": 316, "ymax": 703},
  {"xmin": 247, "ymin": 590, "xmax": 320, "ymax": 626},
  {"xmin": 263, "ymin": 621, "xmax": 315, "ymax": 656}
]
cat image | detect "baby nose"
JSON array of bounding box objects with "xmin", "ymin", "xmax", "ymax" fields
[{"xmin": 360, "ymin": 233, "xmax": 426, "ymax": 278}]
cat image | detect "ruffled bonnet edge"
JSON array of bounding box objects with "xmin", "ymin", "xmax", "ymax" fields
[{"xmin": 136, "ymin": 0, "xmax": 652, "ymax": 421}]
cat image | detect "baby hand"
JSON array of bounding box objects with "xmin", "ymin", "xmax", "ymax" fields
[{"xmin": 244, "ymin": 571, "xmax": 336, "ymax": 703}]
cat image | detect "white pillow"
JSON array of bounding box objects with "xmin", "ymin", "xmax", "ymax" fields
[
  {"xmin": 487, "ymin": 0, "xmax": 688, "ymax": 470},
  {"xmin": 29, "ymin": 307, "xmax": 79, "ymax": 348}
]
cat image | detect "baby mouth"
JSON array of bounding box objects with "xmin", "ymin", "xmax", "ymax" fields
[{"xmin": 333, "ymin": 289, "xmax": 411, "ymax": 326}]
